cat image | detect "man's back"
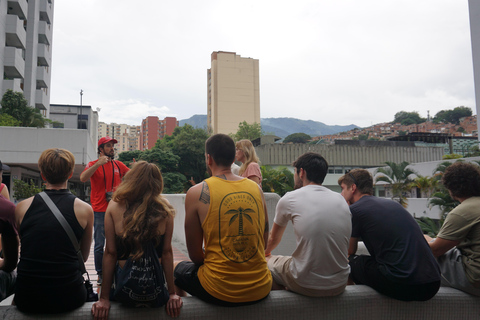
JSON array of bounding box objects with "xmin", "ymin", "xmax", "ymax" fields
[
  {"xmin": 351, "ymin": 196, "xmax": 439, "ymax": 284},
  {"xmin": 275, "ymin": 185, "xmax": 351, "ymax": 289},
  {"xmin": 198, "ymin": 177, "xmax": 271, "ymax": 303}
]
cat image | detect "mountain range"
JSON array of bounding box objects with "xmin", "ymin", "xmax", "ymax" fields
[{"xmin": 179, "ymin": 115, "xmax": 359, "ymax": 139}]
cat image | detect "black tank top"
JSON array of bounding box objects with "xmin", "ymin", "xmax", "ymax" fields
[{"xmin": 16, "ymin": 189, "xmax": 85, "ymax": 288}]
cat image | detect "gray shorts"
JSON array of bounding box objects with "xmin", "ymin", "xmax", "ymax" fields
[
  {"xmin": 268, "ymin": 255, "xmax": 345, "ymax": 297},
  {"xmin": 438, "ymin": 248, "xmax": 480, "ymax": 296}
]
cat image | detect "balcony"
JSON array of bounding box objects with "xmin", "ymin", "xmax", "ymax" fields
[
  {"xmin": 36, "ymin": 66, "xmax": 49, "ymax": 89},
  {"xmin": 4, "ymin": 47, "xmax": 25, "ymax": 79},
  {"xmin": 7, "ymin": 0, "xmax": 27, "ymax": 20},
  {"xmin": 5, "ymin": 14, "xmax": 26, "ymax": 49},
  {"xmin": 38, "ymin": 20, "xmax": 52, "ymax": 45},
  {"xmin": 2, "ymin": 79, "xmax": 23, "ymax": 97},
  {"xmin": 39, "ymin": 0, "xmax": 53, "ymax": 24},
  {"xmin": 35, "ymin": 89, "xmax": 48, "ymax": 110},
  {"xmin": 37, "ymin": 43, "xmax": 50, "ymax": 67}
]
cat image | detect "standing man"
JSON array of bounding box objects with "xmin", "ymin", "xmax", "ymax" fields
[
  {"xmin": 426, "ymin": 162, "xmax": 480, "ymax": 296},
  {"xmin": 339, "ymin": 169, "xmax": 440, "ymax": 301},
  {"xmin": 80, "ymin": 137, "xmax": 129, "ymax": 284},
  {"xmin": 174, "ymin": 134, "xmax": 272, "ymax": 306},
  {"xmin": 265, "ymin": 152, "xmax": 351, "ymax": 297}
]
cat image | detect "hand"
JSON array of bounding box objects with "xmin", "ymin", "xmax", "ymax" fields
[
  {"xmin": 97, "ymin": 156, "xmax": 110, "ymax": 166},
  {"xmin": 165, "ymin": 293, "xmax": 183, "ymax": 318},
  {"xmin": 91, "ymin": 298, "xmax": 111, "ymax": 320}
]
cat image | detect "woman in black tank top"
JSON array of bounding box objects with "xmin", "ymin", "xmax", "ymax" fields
[
  {"xmin": 14, "ymin": 148, "xmax": 94, "ymax": 313},
  {"xmin": 91, "ymin": 161, "xmax": 182, "ymax": 318}
]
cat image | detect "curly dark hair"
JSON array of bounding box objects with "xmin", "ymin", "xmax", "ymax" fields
[{"xmin": 442, "ymin": 162, "xmax": 480, "ymax": 199}]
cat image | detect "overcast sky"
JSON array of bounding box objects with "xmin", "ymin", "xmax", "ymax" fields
[{"xmin": 50, "ymin": 1, "xmax": 475, "ymax": 128}]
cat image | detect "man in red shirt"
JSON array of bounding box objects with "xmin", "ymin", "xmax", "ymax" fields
[{"xmin": 80, "ymin": 137, "xmax": 129, "ymax": 284}]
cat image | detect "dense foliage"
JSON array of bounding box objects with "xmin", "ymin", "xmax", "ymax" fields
[
  {"xmin": 0, "ymin": 90, "xmax": 52, "ymax": 127},
  {"xmin": 231, "ymin": 121, "xmax": 263, "ymax": 141},
  {"xmin": 392, "ymin": 111, "xmax": 426, "ymax": 125},
  {"xmin": 261, "ymin": 166, "xmax": 294, "ymax": 196},
  {"xmin": 433, "ymin": 106, "xmax": 472, "ymax": 125},
  {"xmin": 375, "ymin": 161, "xmax": 417, "ymax": 207},
  {"xmin": 283, "ymin": 133, "xmax": 311, "ymax": 144}
]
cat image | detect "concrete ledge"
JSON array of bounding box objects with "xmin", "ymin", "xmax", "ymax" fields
[{"xmin": 1, "ymin": 286, "xmax": 479, "ymax": 319}]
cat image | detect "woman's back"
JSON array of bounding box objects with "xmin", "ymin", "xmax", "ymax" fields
[{"xmin": 15, "ymin": 190, "xmax": 86, "ymax": 313}]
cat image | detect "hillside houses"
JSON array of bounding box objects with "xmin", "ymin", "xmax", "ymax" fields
[{"xmin": 313, "ymin": 115, "xmax": 478, "ymax": 143}]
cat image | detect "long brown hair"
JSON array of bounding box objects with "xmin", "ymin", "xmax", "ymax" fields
[
  {"xmin": 236, "ymin": 139, "xmax": 260, "ymax": 176},
  {"xmin": 113, "ymin": 161, "xmax": 175, "ymax": 259}
]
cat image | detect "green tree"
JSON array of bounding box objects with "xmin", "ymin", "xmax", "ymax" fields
[
  {"xmin": 261, "ymin": 166, "xmax": 294, "ymax": 197},
  {"xmin": 162, "ymin": 172, "xmax": 187, "ymax": 194},
  {"xmin": 231, "ymin": 121, "xmax": 263, "ymax": 141},
  {"xmin": 0, "ymin": 90, "xmax": 51, "ymax": 127},
  {"xmin": 433, "ymin": 106, "xmax": 472, "ymax": 125},
  {"xmin": 138, "ymin": 149, "xmax": 180, "ymax": 173},
  {"xmin": 415, "ymin": 217, "xmax": 442, "ymax": 237},
  {"xmin": 13, "ymin": 179, "xmax": 42, "ymax": 200},
  {"xmin": 156, "ymin": 124, "xmax": 209, "ymax": 184},
  {"xmin": 0, "ymin": 113, "xmax": 20, "ymax": 126},
  {"xmin": 465, "ymin": 146, "xmax": 480, "ymax": 157},
  {"xmin": 393, "ymin": 111, "xmax": 426, "ymax": 125},
  {"xmin": 375, "ymin": 161, "xmax": 417, "ymax": 207},
  {"xmin": 411, "ymin": 175, "xmax": 437, "ymax": 198},
  {"xmin": 283, "ymin": 133, "xmax": 311, "ymax": 144},
  {"xmin": 428, "ymin": 161, "xmax": 460, "ymax": 219},
  {"xmin": 117, "ymin": 150, "xmax": 143, "ymax": 167}
]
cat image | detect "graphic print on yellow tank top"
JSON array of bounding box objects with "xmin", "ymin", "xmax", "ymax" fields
[{"xmin": 220, "ymin": 191, "xmax": 260, "ymax": 263}]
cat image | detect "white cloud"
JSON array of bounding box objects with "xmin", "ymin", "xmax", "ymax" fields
[{"xmin": 50, "ymin": 1, "xmax": 476, "ymax": 128}]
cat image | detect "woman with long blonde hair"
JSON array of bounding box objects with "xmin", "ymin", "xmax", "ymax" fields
[
  {"xmin": 92, "ymin": 161, "xmax": 182, "ymax": 318},
  {"xmin": 235, "ymin": 139, "xmax": 262, "ymax": 186}
]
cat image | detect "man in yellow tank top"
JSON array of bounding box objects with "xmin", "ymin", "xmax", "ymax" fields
[{"xmin": 174, "ymin": 134, "xmax": 272, "ymax": 306}]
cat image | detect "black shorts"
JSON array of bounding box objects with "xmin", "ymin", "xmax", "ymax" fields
[
  {"xmin": 349, "ymin": 255, "xmax": 440, "ymax": 301},
  {"xmin": 174, "ymin": 261, "xmax": 267, "ymax": 307}
]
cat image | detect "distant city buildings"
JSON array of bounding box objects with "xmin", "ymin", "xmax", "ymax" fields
[
  {"xmin": 207, "ymin": 51, "xmax": 260, "ymax": 135},
  {"xmin": 98, "ymin": 116, "xmax": 179, "ymax": 153},
  {"xmin": 139, "ymin": 116, "xmax": 178, "ymax": 150},
  {"xmin": 0, "ymin": 0, "xmax": 54, "ymax": 116}
]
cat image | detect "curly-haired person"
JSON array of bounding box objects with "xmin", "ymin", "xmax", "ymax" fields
[{"xmin": 425, "ymin": 161, "xmax": 480, "ymax": 296}]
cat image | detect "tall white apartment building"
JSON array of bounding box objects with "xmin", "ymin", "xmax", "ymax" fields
[
  {"xmin": 0, "ymin": 0, "xmax": 54, "ymax": 116},
  {"xmin": 207, "ymin": 51, "xmax": 260, "ymax": 135}
]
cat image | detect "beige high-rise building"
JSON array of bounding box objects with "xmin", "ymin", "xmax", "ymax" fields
[{"xmin": 207, "ymin": 51, "xmax": 260, "ymax": 135}]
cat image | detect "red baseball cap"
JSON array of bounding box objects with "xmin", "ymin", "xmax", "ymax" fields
[{"xmin": 98, "ymin": 136, "xmax": 118, "ymax": 147}]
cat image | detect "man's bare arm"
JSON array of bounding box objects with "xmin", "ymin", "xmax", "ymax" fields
[
  {"xmin": 265, "ymin": 223, "xmax": 286, "ymax": 256},
  {"xmin": 79, "ymin": 156, "xmax": 109, "ymax": 182},
  {"xmin": 348, "ymin": 237, "xmax": 358, "ymax": 256},
  {"xmin": 184, "ymin": 185, "xmax": 205, "ymax": 265},
  {"xmin": 426, "ymin": 236, "xmax": 460, "ymax": 258}
]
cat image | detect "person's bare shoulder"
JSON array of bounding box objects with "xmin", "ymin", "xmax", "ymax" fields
[{"xmin": 15, "ymin": 196, "xmax": 34, "ymax": 226}]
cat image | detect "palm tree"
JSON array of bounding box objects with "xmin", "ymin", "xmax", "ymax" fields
[
  {"xmin": 428, "ymin": 160, "xmax": 460, "ymax": 219},
  {"xmin": 225, "ymin": 206, "xmax": 255, "ymax": 253},
  {"xmin": 415, "ymin": 217, "xmax": 442, "ymax": 237},
  {"xmin": 411, "ymin": 175, "xmax": 437, "ymax": 198},
  {"xmin": 375, "ymin": 161, "xmax": 417, "ymax": 207}
]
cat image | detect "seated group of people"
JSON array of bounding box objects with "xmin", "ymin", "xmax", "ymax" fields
[{"xmin": 0, "ymin": 135, "xmax": 479, "ymax": 319}]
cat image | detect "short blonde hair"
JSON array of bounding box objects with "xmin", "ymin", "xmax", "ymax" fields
[{"xmin": 38, "ymin": 148, "xmax": 75, "ymax": 184}]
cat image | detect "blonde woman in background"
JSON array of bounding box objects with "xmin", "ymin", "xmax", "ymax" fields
[{"xmin": 235, "ymin": 139, "xmax": 262, "ymax": 186}]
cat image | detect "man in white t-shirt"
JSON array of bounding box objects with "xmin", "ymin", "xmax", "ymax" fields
[{"xmin": 265, "ymin": 152, "xmax": 351, "ymax": 297}]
